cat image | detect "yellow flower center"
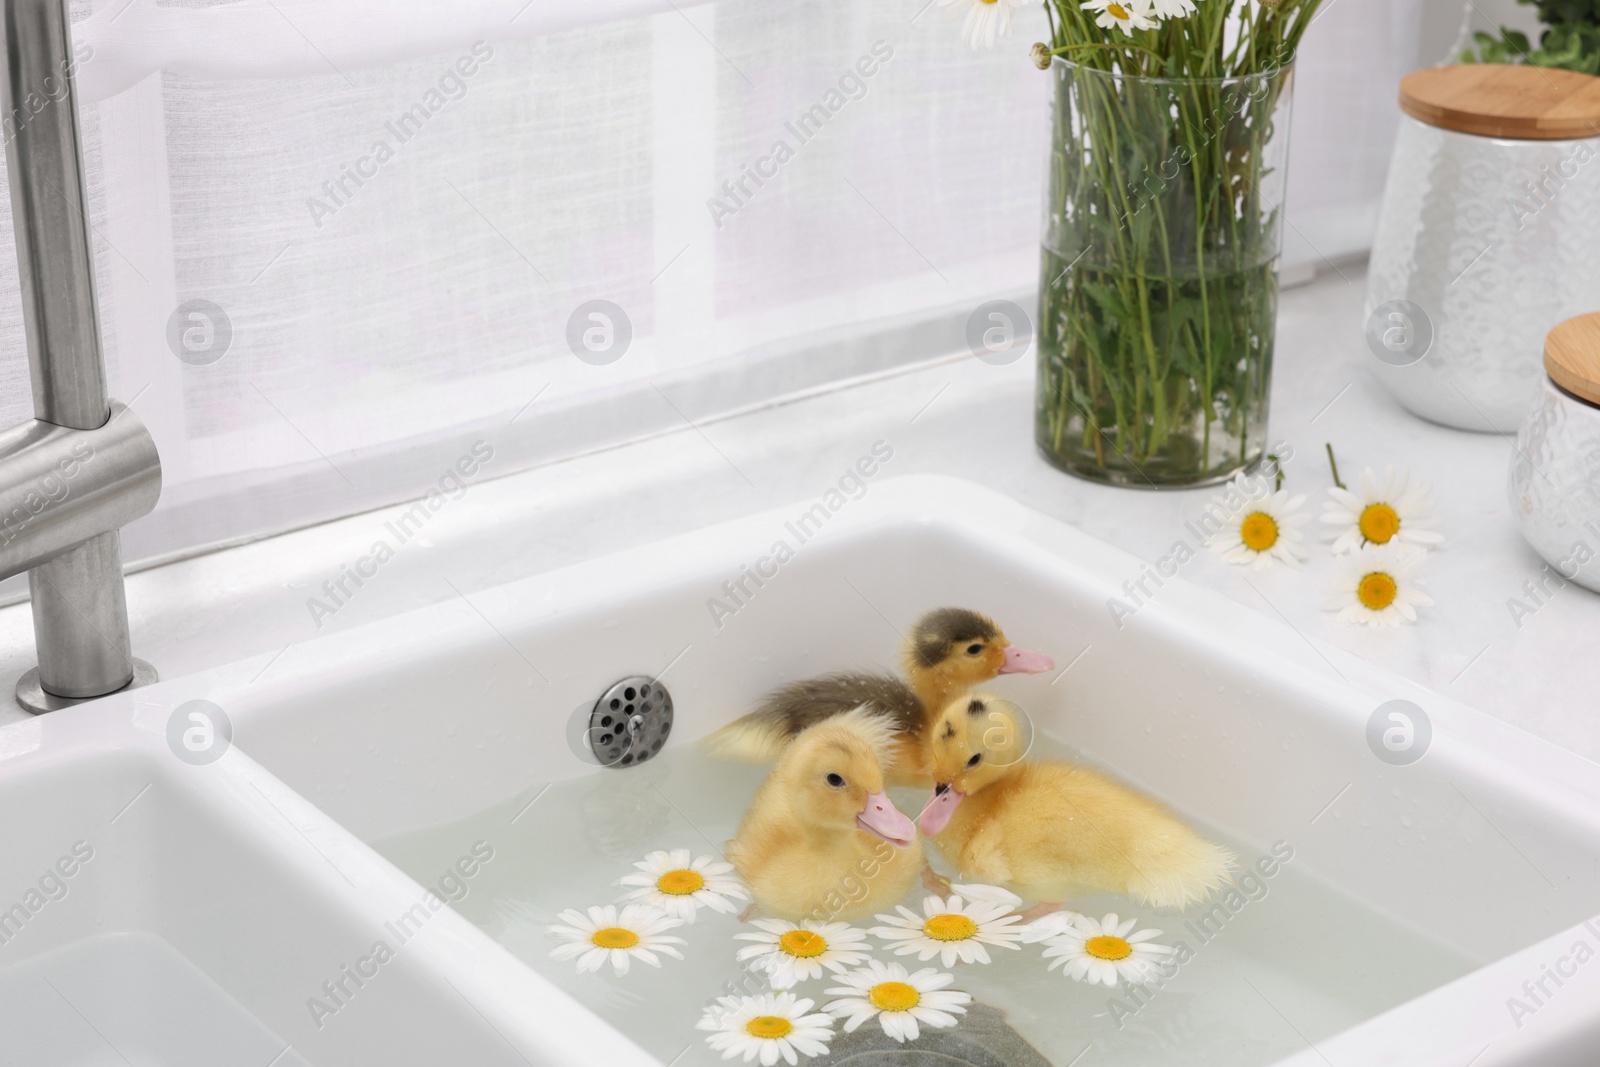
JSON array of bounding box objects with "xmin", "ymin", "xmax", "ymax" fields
[
  {"xmin": 778, "ymin": 930, "xmax": 828, "ymax": 958},
  {"xmin": 1085, "ymin": 935, "xmax": 1133, "ymax": 960},
  {"xmin": 591, "ymin": 927, "xmax": 640, "ymax": 950},
  {"xmin": 923, "ymin": 913, "xmax": 979, "ymax": 942},
  {"xmin": 656, "ymin": 868, "xmax": 704, "ymax": 895},
  {"xmin": 1107, "ymin": 1, "xmax": 1132, "ymax": 15},
  {"xmin": 1358, "ymin": 503, "xmax": 1401, "ymax": 544},
  {"xmin": 868, "ymin": 981, "xmax": 921, "ymax": 1012},
  {"xmin": 1357, "ymin": 571, "xmax": 1398, "ymax": 611},
  {"xmin": 745, "ymin": 1016, "xmax": 794, "ymax": 1040},
  {"xmin": 1239, "ymin": 511, "xmax": 1279, "ymax": 552}
]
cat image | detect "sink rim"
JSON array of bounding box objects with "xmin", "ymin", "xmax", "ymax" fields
[{"xmin": 1, "ymin": 473, "xmax": 1596, "ymax": 1067}]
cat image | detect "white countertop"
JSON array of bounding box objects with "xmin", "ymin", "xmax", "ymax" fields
[{"xmin": 2, "ymin": 260, "xmax": 1596, "ymax": 765}]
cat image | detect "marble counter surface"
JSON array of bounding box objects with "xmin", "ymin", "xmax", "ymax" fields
[{"xmin": 2, "ymin": 261, "xmax": 1595, "ymax": 764}]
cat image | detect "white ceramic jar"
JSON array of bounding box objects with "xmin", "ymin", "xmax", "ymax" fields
[
  {"xmin": 1508, "ymin": 313, "xmax": 1600, "ymax": 593},
  {"xmin": 1365, "ymin": 66, "xmax": 1600, "ymax": 433}
]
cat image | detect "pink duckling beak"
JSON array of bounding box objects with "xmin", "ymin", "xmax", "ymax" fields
[
  {"xmin": 998, "ymin": 644, "xmax": 1054, "ymax": 674},
  {"xmin": 918, "ymin": 784, "xmax": 966, "ymax": 836},
  {"xmin": 857, "ymin": 792, "xmax": 917, "ymax": 849}
]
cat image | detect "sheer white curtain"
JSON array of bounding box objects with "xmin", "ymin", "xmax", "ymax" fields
[
  {"xmin": 1283, "ymin": 0, "xmax": 1429, "ymax": 267},
  {"xmin": 0, "ymin": 0, "xmax": 1426, "ymax": 595}
]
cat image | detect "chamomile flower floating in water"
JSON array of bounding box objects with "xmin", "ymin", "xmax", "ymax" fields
[
  {"xmin": 940, "ymin": 0, "xmax": 1033, "ymax": 50},
  {"xmin": 1037, "ymin": 913, "xmax": 1174, "ymax": 986},
  {"xmin": 734, "ymin": 920, "xmax": 873, "ymax": 989},
  {"xmin": 547, "ymin": 903, "xmax": 686, "ymax": 976},
  {"xmin": 1324, "ymin": 544, "xmax": 1434, "ymax": 628},
  {"xmin": 1208, "ymin": 473, "xmax": 1309, "ymax": 569},
  {"xmin": 698, "ymin": 991, "xmax": 835, "ymax": 1065},
  {"xmin": 1081, "ymin": 0, "xmax": 1159, "ymax": 35},
  {"xmin": 824, "ymin": 960, "xmax": 972, "ymax": 1043},
  {"xmin": 870, "ymin": 889, "xmax": 1025, "ymax": 967},
  {"xmin": 1321, "ymin": 465, "xmax": 1445, "ymax": 554},
  {"xmin": 616, "ymin": 848, "xmax": 748, "ymax": 922}
]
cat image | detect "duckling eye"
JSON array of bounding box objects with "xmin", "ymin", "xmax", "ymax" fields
[
  {"xmin": 966, "ymin": 753, "xmax": 983, "ymax": 768},
  {"xmin": 966, "ymin": 643, "xmax": 983, "ymax": 655},
  {"xmin": 826, "ymin": 773, "xmax": 845, "ymax": 788}
]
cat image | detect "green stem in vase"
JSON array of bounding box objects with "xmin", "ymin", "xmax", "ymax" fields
[{"xmin": 1035, "ymin": 52, "xmax": 1297, "ymax": 486}]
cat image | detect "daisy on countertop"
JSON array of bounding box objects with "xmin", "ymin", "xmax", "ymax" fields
[
  {"xmin": 1322, "ymin": 464, "xmax": 1445, "ymax": 555},
  {"xmin": 1324, "ymin": 543, "xmax": 1434, "ymax": 628},
  {"xmin": 1207, "ymin": 471, "xmax": 1310, "ymax": 569}
]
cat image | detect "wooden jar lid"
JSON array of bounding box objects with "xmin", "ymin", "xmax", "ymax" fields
[
  {"xmin": 1546, "ymin": 313, "xmax": 1600, "ymax": 405},
  {"xmin": 1399, "ymin": 65, "xmax": 1600, "ymax": 140}
]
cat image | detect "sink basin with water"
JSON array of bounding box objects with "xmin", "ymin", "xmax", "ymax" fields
[{"xmin": 3, "ymin": 475, "xmax": 1598, "ymax": 1065}]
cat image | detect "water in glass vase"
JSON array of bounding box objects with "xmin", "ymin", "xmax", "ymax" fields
[
  {"xmin": 1033, "ymin": 60, "xmax": 1292, "ymax": 488},
  {"xmin": 1035, "ymin": 244, "xmax": 1277, "ymax": 488}
]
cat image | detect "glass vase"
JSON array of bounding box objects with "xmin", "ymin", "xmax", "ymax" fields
[{"xmin": 1035, "ymin": 60, "xmax": 1294, "ymax": 487}]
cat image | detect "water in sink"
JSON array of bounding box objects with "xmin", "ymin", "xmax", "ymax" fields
[{"xmin": 372, "ymin": 738, "xmax": 1477, "ymax": 1066}]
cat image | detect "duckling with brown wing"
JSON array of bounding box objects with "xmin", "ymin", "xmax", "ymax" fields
[
  {"xmin": 707, "ymin": 607, "xmax": 1053, "ymax": 784},
  {"xmin": 728, "ymin": 708, "xmax": 923, "ymax": 922},
  {"xmin": 916, "ymin": 693, "xmax": 1232, "ymax": 910}
]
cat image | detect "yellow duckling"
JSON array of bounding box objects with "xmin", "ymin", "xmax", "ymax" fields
[
  {"xmin": 727, "ymin": 708, "xmax": 922, "ymax": 922},
  {"xmin": 916, "ymin": 693, "xmax": 1232, "ymax": 910},
  {"xmin": 707, "ymin": 607, "xmax": 1053, "ymax": 784}
]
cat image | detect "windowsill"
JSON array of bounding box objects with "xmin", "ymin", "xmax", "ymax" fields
[{"xmin": 3, "ymin": 259, "xmax": 1595, "ymax": 768}]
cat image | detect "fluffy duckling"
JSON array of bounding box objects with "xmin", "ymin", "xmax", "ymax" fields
[
  {"xmin": 727, "ymin": 708, "xmax": 923, "ymax": 922},
  {"xmin": 916, "ymin": 693, "xmax": 1232, "ymax": 910},
  {"xmin": 707, "ymin": 607, "xmax": 1053, "ymax": 783}
]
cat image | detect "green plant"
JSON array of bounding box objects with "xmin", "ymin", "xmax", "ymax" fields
[
  {"xmin": 1461, "ymin": 0, "xmax": 1600, "ymax": 75},
  {"xmin": 1029, "ymin": 0, "xmax": 1323, "ymax": 484}
]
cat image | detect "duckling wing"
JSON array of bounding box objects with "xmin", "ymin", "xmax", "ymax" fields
[
  {"xmin": 1004, "ymin": 764, "xmax": 1234, "ymax": 908},
  {"xmin": 764, "ymin": 674, "xmax": 924, "ymax": 736},
  {"xmin": 706, "ymin": 674, "xmax": 923, "ymax": 763}
]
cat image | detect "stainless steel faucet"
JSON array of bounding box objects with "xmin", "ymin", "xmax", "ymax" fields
[{"xmin": 0, "ymin": 0, "xmax": 160, "ymax": 713}]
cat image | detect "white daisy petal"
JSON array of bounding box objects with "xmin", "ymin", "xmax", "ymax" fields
[
  {"xmin": 1020, "ymin": 909, "xmax": 1088, "ymax": 942},
  {"xmin": 1323, "ymin": 543, "xmax": 1432, "ymax": 628},
  {"xmin": 734, "ymin": 920, "xmax": 874, "ymax": 989},
  {"xmin": 1035, "ymin": 912, "xmax": 1175, "ymax": 988},
  {"xmin": 1205, "ymin": 472, "xmax": 1310, "ymax": 569},
  {"xmin": 940, "ymin": 0, "xmax": 1033, "ymax": 50},
  {"xmin": 546, "ymin": 902, "xmax": 686, "ymax": 976},
  {"xmin": 1320, "ymin": 464, "xmax": 1444, "ymax": 554},
  {"xmin": 1080, "ymin": 0, "xmax": 1159, "ymax": 34},
  {"xmin": 615, "ymin": 849, "xmax": 749, "ymax": 923},
  {"xmin": 823, "ymin": 959, "xmax": 970, "ymax": 1044},
  {"xmin": 698, "ymin": 991, "xmax": 835, "ymax": 1064},
  {"xmin": 867, "ymin": 890, "xmax": 1024, "ymax": 967}
]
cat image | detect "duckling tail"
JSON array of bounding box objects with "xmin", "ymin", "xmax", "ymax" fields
[
  {"xmin": 1124, "ymin": 835, "xmax": 1236, "ymax": 911},
  {"xmin": 704, "ymin": 713, "xmax": 792, "ymax": 763}
]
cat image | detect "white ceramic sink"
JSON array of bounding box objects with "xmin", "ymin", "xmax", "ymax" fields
[
  {"xmin": 0, "ymin": 711, "xmax": 631, "ymax": 1066},
  {"xmin": 3, "ymin": 475, "xmax": 1598, "ymax": 1066}
]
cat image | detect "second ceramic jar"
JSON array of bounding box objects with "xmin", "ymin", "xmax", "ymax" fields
[
  {"xmin": 1509, "ymin": 313, "xmax": 1600, "ymax": 593},
  {"xmin": 1365, "ymin": 65, "xmax": 1600, "ymax": 433}
]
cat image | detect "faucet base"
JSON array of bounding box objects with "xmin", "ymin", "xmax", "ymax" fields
[{"xmin": 16, "ymin": 658, "xmax": 158, "ymax": 715}]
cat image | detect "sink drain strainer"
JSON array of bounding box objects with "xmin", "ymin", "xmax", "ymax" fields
[{"xmin": 587, "ymin": 675, "xmax": 673, "ymax": 768}]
